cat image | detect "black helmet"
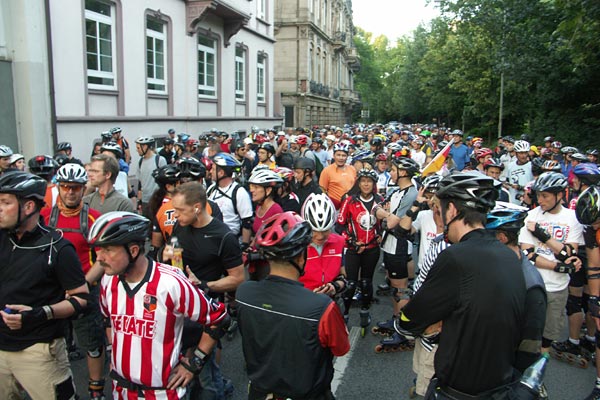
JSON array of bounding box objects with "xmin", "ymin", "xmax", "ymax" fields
[
  {"xmin": 28, "ymin": 155, "xmax": 57, "ymax": 177},
  {"xmin": 0, "ymin": 171, "xmax": 47, "ymax": 201},
  {"xmin": 54, "ymin": 154, "xmax": 70, "ymax": 167},
  {"xmin": 56, "ymin": 142, "xmax": 72, "ymax": 152},
  {"xmin": 356, "ymin": 168, "xmax": 378, "ymax": 182},
  {"xmin": 371, "ymin": 137, "xmax": 383, "ymax": 146},
  {"xmin": 391, "ymin": 157, "xmax": 420, "ymax": 177},
  {"xmin": 531, "ymin": 172, "xmax": 568, "ymax": 193},
  {"xmin": 531, "ymin": 157, "xmax": 545, "ymax": 176},
  {"xmin": 177, "ymin": 157, "xmax": 206, "ymax": 179},
  {"xmin": 163, "ymin": 138, "xmax": 175, "ymax": 146},
  {"xmin": 255, "ymin": 212, "xmax": 312, "ymax": 260},
  {"xmin": 436, "ymin": 172, "xmax": 499, "ymax": 212},
  {"xmin": 293, "ymin": 157, "xmax": 316, "ymax": 171},
  {"xmin": 101, "ymin": 131, "xmax": 113, "ymax": 142},
  {"xmin": 260, "ymin": 143, "xmax": 276, "ymax": 155},
  {"xmin": 486, "ymin": 209, "xmax": 527, "ymax": 232},
  {"xmin": 88, "ymin": 211, "xmax": 150, "ymax": 247},
  {"xmin": 586, "ymin": 149, "xmax": 599, "ymax": 157},
  {"xmin": 576, "ymin": 186, "xmax": 600, "ymax": 225},
  {"xmin": 152, "ymin": 164, "xmax": 180, "ymax": 186}
]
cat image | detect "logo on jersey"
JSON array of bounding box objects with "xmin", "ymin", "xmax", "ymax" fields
[
  {"xmin": 143, "ymin": 295, "xmax": 157, "ymax": 313},
  {"xmin": 357, "ymin": 211, "xmax": 376, "ymax": 231},
  {"xmin": 164, "ymin": 209, "xmax": 176, "ymax": 226},
  {"xmin": 111, "ymin": 315, "xmax": 156, "ymax": 339}
]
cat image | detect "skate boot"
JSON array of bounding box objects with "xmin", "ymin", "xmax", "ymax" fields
[
  {"xmin": 584, "ymin": 387, "xmax": 600, "ymax": 400},
  {"xmin": 371, "ymin": 316, "xmax": 396, "ymax": 337},
  {"xmin": 374, "ymin": 332, "xmax": 415, "ymax": 353},
  {"xmin": 376, "ymin": 277, "xmax": 391, "ymax": 296},
  {"xmin": 359, "ymin": 308, "xmax": 371, "ymax": 338},
  {"xmin": 581, "ymin": 336, "xmax": 597, "ymax": 361},
  {"xmin": 550, "ymin": 339, "xmax": 588, "ymax": 368}
]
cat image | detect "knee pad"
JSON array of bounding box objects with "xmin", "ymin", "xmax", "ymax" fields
[
  {"xmin": 566, "ymin": 294, "xmax": 583, "ymax": 316},
  {"xmin": 391, "ymin": 287, "xmax": 413, "ymax": 303},
  {"xmin": 359, "ymin": 279, "xmax": 373, "ymax": 306},
  {"xmin": 582, "ymin": 292, "xmax": 590, "ymax": 314},
  {"xmin": 87, "ymin": 346, "xmax": 103, "ymax": 359},
  {"xmin": 342, "ymin": 280, "xmax": 357, "ymax": 303}
]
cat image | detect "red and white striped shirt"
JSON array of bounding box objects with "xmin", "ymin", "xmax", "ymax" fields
[{"xmin": 100, "ymin": 259, "xmax": 227, "ymax": 399}]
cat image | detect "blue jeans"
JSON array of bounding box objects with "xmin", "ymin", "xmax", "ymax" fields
[{"xmin": 187, "ymin": 351, "xmax": 232, "ymax": 400}]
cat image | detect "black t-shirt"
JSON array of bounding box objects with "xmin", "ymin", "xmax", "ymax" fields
[
  {"xmin": 172, "ymin": 218, "xmax": 242, "ymax": 283},
  {"xmin": 399, "ymin": 229, "xmax": 526, "ymax": 395},
  {"xmin": 0, "ymin": 223, "xmax": 86, "ymax": 351}
]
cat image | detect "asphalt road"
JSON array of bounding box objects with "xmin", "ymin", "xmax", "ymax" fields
[{"xmin": 71, "ymin": 266, "xmax": 598, "ymax": 399}]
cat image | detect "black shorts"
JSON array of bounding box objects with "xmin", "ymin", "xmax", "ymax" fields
[{"xmin": 384, "ymin": 251, "xmax": 409, "ymax": 280}]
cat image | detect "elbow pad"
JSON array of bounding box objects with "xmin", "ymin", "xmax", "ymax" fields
[
  {"xmin": 204, "ymin": 313, "xmax": 231, "ymax": 341},
  {"xmin": 241, "ymin": 217, "xmax": 253, "ymax": 230}
]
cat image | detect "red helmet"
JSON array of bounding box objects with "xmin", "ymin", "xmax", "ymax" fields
[
  {"xmin": 255, "ymin": 212, "xmax": 312, "ymax": 259},
  {"xmin": 296, "ymin": 134, "xmax": 309, "ymax": 146},
  {"xmin": 200, "ymin": 156, "xmax": 213, "ymax": 172},
  {"xmin": 375, "ymin": 153, "xmax": 388, "ymax": 162},
  {"xmin": 186, "ymin": 138, "xmax": 199, "ymax": 148},
  {"xmin": 254, "ymin": 132, "xmax": 268, "ymax": 144},
  {"xmin": 475, "ymin": 147, "xmax": 493, "ymax": 160},
  {"xmin": 274, "ymin": 166, "xmax": 294, "ymax": 182}
]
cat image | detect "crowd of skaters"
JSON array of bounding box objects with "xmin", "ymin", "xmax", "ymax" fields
[{"xmin": 0, "ymin": 121, "xmax": 600, "ymax": 400}]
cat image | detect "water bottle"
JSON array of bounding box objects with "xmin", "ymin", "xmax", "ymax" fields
[
  {"xmin": 518, "ymin": 352, "xmax": 549, "ymax": 394},
  {"xmin": 170, "ymin": 236, "xmax": 184, "ymax": 271}
]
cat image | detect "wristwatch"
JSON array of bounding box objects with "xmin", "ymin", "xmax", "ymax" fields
[{"xmin": 189, "ymin": 348, "xmax": 209, "ymax": 372}]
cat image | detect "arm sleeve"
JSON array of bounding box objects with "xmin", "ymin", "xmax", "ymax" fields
[
  {"xmin": 235, "ymin": 187, "xmax": 254, "ymax": 219},
  {"xmin": 398, "ymin": 251, "xmax": 460, "ymax": 335},
  {"xmin": 55, "ymin": 243, "xmax": 87, "ymax": 291},
  {"xmin": 318, "ymin": 301, "xmax": 350, "ymax": 356}
]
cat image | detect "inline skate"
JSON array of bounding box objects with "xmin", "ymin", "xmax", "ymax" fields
[
  {"xmin": 374, "ymin": 331, "xmax": 414, "ymax": 353},
  {"xmin": 550, "ymin": 339, "xmax": 588, "ymax": 368}
]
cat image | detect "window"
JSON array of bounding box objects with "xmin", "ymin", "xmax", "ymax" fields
[
  {"xmin": 257, "ymin": 54, "xmax": 265, "ymax": 103},
  {"xmin": 85, "ymin": 0, "xmax": 116, "ymax": 89},
  {"xmin": 198, "ymin": 35, "xmax": 217, "ymax": 97},
  {"xmin": 257, "ymin": 0, "xmax": 266, "ymax": 20},
  {"xmin": 146, "ymin": 18, "xmax": 166, "ymax": 94},
  {"xmin": 235, "ymin": 47, "xmax": 245, "ymax": 101}
]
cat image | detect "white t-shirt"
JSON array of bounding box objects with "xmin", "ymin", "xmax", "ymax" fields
[
  {"xmin": 412, "ymin": 150, "xmax": 426, "ymax": 168},
  {"xmin": 519, "ymin": 205, "xmax": 584, "ymax": 292},
  {"xmin": 412, "ymin": 209, "xmax": 438, "ymax": 271},
  {"xmin": 206, "ymin": 182, "xmax": 253, "ymax": 236},
  {"xmin": 505, "ymin": 160, "xmax": 533, "ymax": 204}
]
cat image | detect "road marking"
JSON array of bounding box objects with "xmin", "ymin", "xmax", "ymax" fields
[{"xmin": 331, "ymin": 326, "xmax": 361, "ymax": 396}]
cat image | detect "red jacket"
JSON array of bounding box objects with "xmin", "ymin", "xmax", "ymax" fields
[
  {"xmin": 337, "ymin": 194, "xmax": 383, "ymax": 250},
  {"xmin": 300, "ymin": 233, "xmax": 345, "ymax": 291}
]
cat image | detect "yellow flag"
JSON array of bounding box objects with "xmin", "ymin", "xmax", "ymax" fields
[{"xmin": 421, "ymin": 138, "xmax": 455, "ymax": 177}]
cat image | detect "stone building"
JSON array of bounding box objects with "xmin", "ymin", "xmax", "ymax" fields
[
  {"xmin": 274, "ymin": 0, "xmax": 360, "ymax": 128},
  {"xmin": 0, "ymin": 0, "xmax": 279, "ymax": 162}
]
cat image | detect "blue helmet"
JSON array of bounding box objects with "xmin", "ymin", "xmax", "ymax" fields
[
  {"xmin": 212, "ymin": 152, "xmax": 242, "ymax": 168},
  {"xmin": 486, "ymin": 209, "xmax": 527, "ymax": 232}
]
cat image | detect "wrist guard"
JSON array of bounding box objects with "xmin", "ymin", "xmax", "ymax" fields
[
  {"xmin": 554, "ymin": 262, "xmax": 575, "ymax": 274},
  {"xmin": 195, "ymin": 280, "xmax": 210, "ymax": 293},
  {"xmin": 589, "ymin": 296, "xmax": 600, "ymax": 318},
  {"xmin": 330, "ymin": 275, "xmax": 347, "ymax": 294},
  {"xmin": 240, "ymin": 242, "xmax": 250, "ymax": 252},
  {"xmin": 405, "ymin": 208, "xmax": 419, "ymax": 221},
  {"xmin": 182, "ymin": 349, "xmax": 209, "ymax": 375},
  {"xmin": 588, "ymin": 267, "xmax": 600, "ymax": 280},
  {"xmin": 21, "ymin": 306, "xmax": 53, "ymax": 327},
  {"xmin": 532, "ymin": 223, "xmax": 551, "ymax": 243}
]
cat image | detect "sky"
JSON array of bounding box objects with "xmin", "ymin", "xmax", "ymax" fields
[{"xmin": 351, "ymin": 0, "xmax": 441, "ymax": 42}]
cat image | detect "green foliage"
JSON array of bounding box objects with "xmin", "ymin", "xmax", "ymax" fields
[{"xmin": 352, "ymin": 0, "xmax": 600, "ymax": 149}]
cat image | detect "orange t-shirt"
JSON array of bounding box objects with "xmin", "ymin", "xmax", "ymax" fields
[
  {"xmin": 319, "ymin": 164, "xmax": 356, "ymax": 207},
  {"xmin": 155, "ymin": 198, "xmax": 212, "ymax": 240}
]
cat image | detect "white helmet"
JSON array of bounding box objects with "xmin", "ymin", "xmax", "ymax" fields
[
  {"xmin": 513, "ymin": 140, "xmax": 530, "ymax": 153},
  {"xmin": 301, "ymin": 193, "xmax": 336, "ymax": 232},
  {"xmin": 248, "ymin": 168, "xmax": 283, "ymax": 187},
  {"xmin": 0, "ymin": 145, "xmax": 13, "ymax": 158},
  {"xmin": 56, "ymin": 163, "xmax": 88, "ymax": 184}
]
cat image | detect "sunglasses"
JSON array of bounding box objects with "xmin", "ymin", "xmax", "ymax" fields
[{"xmin": 59, "ymin": 184, "xmax": 84, "ymax": 192}]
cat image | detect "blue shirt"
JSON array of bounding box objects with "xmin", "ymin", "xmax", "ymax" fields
[{"xmin": 449, "ymin": 143, "xmax": 471, "ymax": 171}]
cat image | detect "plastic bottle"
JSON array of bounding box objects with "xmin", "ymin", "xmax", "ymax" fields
[
  {"xmin": 519, "ymin": 352, "xmax": 550, "ymax": 392},
  {"xmin": 170, "ymin": 236, "xmax": 184, "ymax": 270}
]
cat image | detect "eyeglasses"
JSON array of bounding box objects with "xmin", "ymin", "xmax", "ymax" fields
[{"xmin": 59, "ymin": 184, "xmax": 84, "ymax": 192}]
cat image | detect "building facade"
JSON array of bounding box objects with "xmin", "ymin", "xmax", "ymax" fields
[
  {"xmin": 1, "ymin": 0, "xmax": 279, "ymax": 163},
  {"xmin": 274, "ymin": 0, "xmax": 360, "ymax": 128}
]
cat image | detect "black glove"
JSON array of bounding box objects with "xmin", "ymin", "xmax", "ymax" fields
[
  {"xmin": 554, "ymin": 262, "xmax": 575, "ymax": 274},
  {"xmin": 531, "ymin": 223, "xmax": 551, "ymax": 243},
  {"xmin": 20, "ymin": 306, "xmax": 53, "ymax": 328}
]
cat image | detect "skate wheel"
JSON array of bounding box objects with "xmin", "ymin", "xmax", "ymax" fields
[
  {"xmin": 371, "ymin": 326, "xmax": 379, "ymax": 335},
  {"xmin": 361, "ymin": 327, "xmax": 366, "ymax": 338},
  {"xmin": 374, "ymin": 344, "xmax": 384, "ymax": 353},
  {"xmin": 578, "ymin": 358, "xmax": 589, "ymax": 369}
]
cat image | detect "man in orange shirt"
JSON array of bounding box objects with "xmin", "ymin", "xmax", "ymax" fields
[{"xmin": 319, "ymin": 142, "xmax": 356, "ymax": 209}]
